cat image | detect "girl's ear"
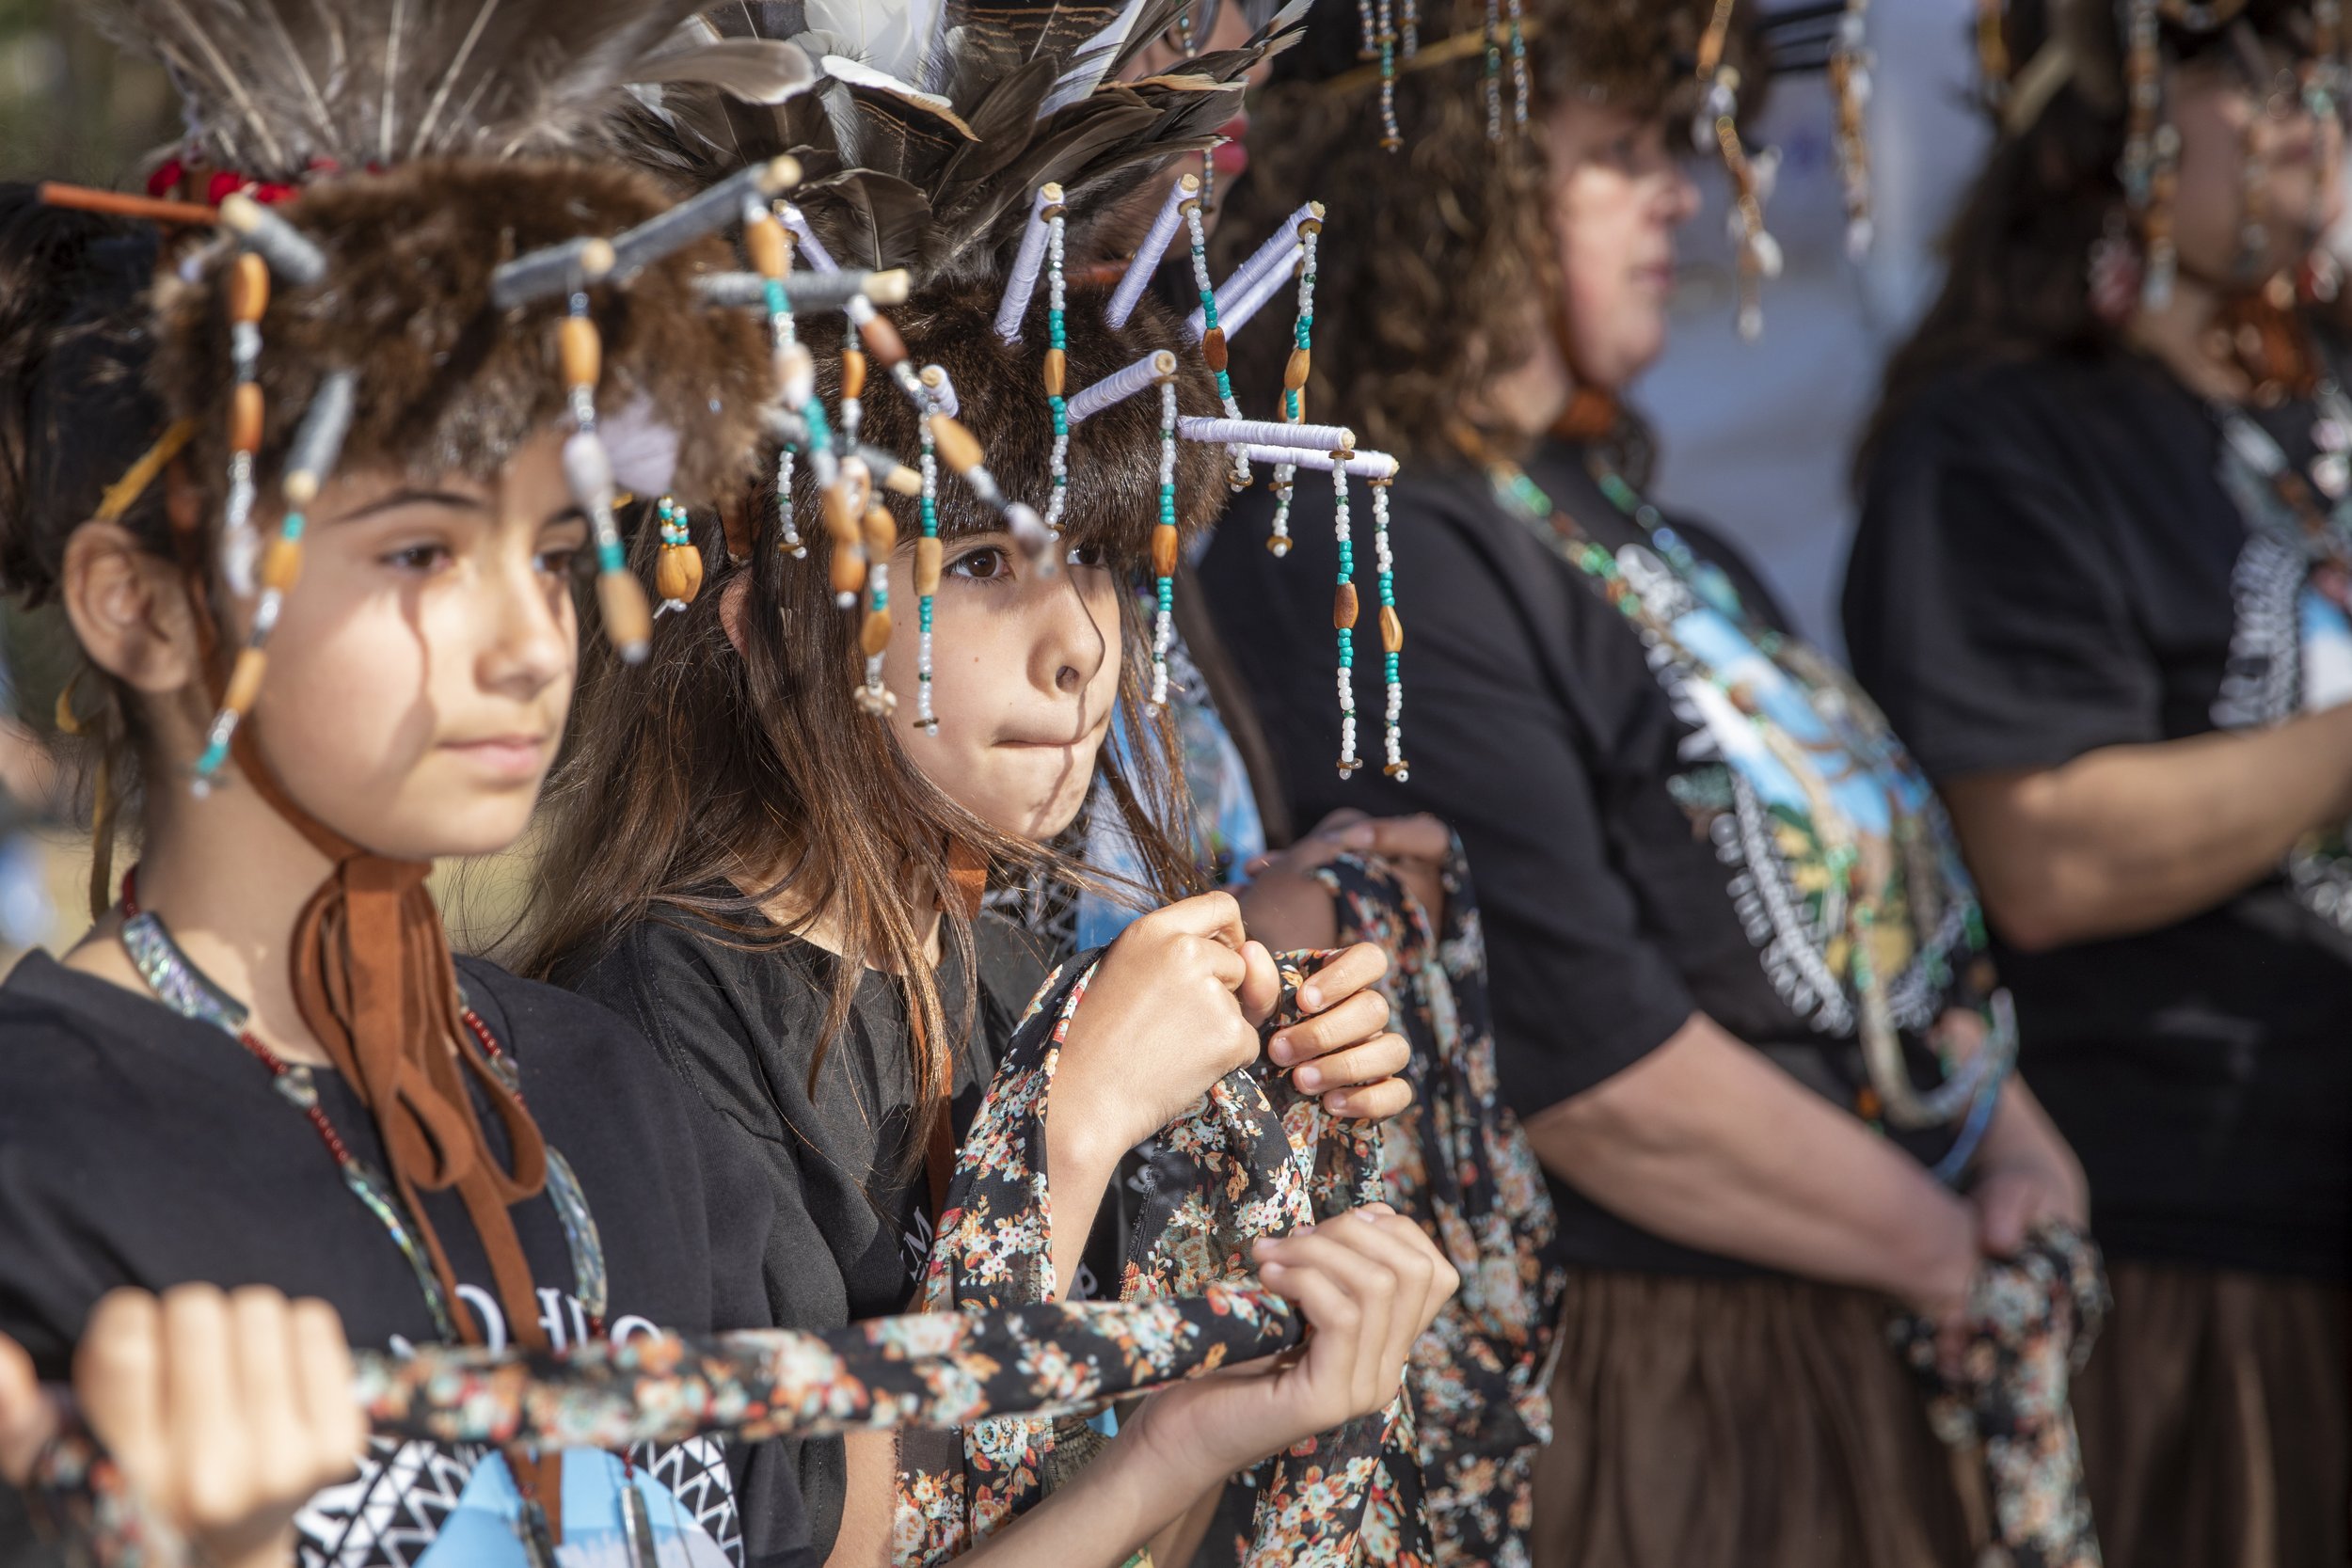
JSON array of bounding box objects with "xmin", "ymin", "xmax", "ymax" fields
[
  {"xmin": 719, "ymin": 571, "xmax": 752, "ymax": 659},
  {"xmin": 60, "ymin": 522, "xmax": 204, "ymax": 697}
]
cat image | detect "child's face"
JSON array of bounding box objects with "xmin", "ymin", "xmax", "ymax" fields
[
  {"xmin": 881, "ymin": 533, "xmax": 1122, "ymax": 841},
  {"xmin": 233, "ymin": 430, "xmax": 587, "ymax": 860}
]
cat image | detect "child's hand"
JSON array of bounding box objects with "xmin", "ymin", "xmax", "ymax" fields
[
  {"xmin": 1056, "ymin": 891, "xmax": 1279, "ymax": 1159},
  {"xmin": 1128, "ymin": 1204, "xmax": 1457, "ymax": 1480},
  {"xmin": 25, "ymin": 1286, "xmax": 366, "ymax": 1568},
  {"xmin": 1266, "ymin": 942, "xmax": 1413, "ymax": 1121}
]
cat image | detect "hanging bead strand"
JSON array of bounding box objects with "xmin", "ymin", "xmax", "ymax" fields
[
  {"xmin": 1042, "ymin": 194, "xmax": 1072, "ymax": 540},
  {"xmin": 1828, "ymin": 0, "xmax": 1875, "ymax": 259},
  {"xmin": 1483, "ymin": 0, "xmax": 1503, "ymax": 141},
  {"xmin": 1372, "ymin": 476, "xmax": 1406, "ymax": 779},
  {"xmin": 1505, "ymin": 0, "xmax": 1529, "ymax": 130},
  {"xmin": 193, "ymin": 369, "xmax": 358, "ymax": 792},
  {"xmin": 1150, "ymin": 375, "xmax": 1180, "ymax": 710},
  {"xmin": 1183, "ymin": 193, "xmax": 1250, "ymax": 488},
  {"xmin": 559, "ymin": 298, "xmax": 653, "ymax": 663},
  {"xmin": 1376, "ymin": 0, "xmax": 1402, "ymax": 150},
  {"xmin": 654, "ymin": 497, "xmax": 705, "ymax": 615},
  {"xmin": 221, "ymin": 253, "xmax": 267, "ymax": 595},
  {"xmin": 1271, "ymin": 208, "xmax": 1323, "ymax": 558},
  {"xmin": 838, "ymin": 306, "xmax": 866, "ymax": 453},
  {"xmin": 1332, "ymin": 450, "xmax": 1362, "ymax": 778},
  {"xmin": 914, "ymin": 372, "xmax": 944, "ymax": 736},
  {"xmin": 856, "ymin": 489, "xmax": 897, "ymax": 716},
  {"xmin": 746, "ymin": 201, "xmax": 808, "ymax": 559}
]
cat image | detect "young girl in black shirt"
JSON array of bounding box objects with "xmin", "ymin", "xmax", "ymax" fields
[
  {"xmin": 1851, "ymin": 4, "xmax": 2352, "ymax": 1561},
  {"xmin": 520, "ymin": 13, "xmax": 1425, "ymax": 1563},
  {"xmin": 0, "ymin": 10, "xmax": 1451, "ymax": 1567}
]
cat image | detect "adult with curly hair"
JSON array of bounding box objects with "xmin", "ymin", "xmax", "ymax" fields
[
  {"xmin": 1200, "ymin": 2, "xmax": 2089, "ymax": 1563},
  {"xmin": 1849, "ymin": 2, "xmax": 2352, "ymax": 1561}
]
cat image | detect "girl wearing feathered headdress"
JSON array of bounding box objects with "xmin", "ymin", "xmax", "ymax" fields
[{"xmin": 0, "ymin": 4, "xmax": 1449, "ymax": 1564}]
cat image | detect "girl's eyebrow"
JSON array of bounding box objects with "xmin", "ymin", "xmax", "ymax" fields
[
  {"xmin": 330, "ymin": 487, "xmax": 492, "ymax": 524},
  {"xmin": 540, "ymin": 505, "xmax": 590, "ymax": 529}
]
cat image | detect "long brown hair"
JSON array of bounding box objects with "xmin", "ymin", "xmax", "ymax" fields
[
  {"xmin": 1861, "ymin": 0, "xmax": 2321, "ymax": 478},
  {"xmin": 519, "ymin": 279, "xmax": 1223, "ymax": 1148},
  {"xmin": 1217, "ymin": 0, "xmax": 1756, "ymax": 461}
]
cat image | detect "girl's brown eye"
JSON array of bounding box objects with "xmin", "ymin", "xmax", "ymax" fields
[
  {"xmin": 1067, "ymin": 542, "xmax": 1109, "ymax": 569},
  {"xmin": 952, "ymin": 546, "xmax": 1011, "ymax": 581}
]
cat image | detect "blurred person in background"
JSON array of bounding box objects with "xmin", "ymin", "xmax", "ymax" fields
[
  {"xmin": 1203, "ymin": 1, "xmax": 2091, "ymax": 1563},
  {"xmin": 1849, "ymin": 2, "xmax": 2352, "ymax": 1562}
]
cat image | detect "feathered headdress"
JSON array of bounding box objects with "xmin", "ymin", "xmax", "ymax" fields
[
  {"xmin": 620, "ymin": 0, "xmax": 1406, "ymax": 777},
  {"xmin": 33, "ymin": 9, "xmax": 867, "ymax": 1518}
]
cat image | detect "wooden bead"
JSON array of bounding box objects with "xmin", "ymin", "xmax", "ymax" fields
[
  {"xmin": 260, "ymin": 534, "xmax": 304, "ymax": 594},
  {"xmin": 1201, "ymin": 326, "xmax": 1228, "ymax": 373},
  {"xmin": 1284, "ymin": 347, "xmax": 1311, "ymax": 391},
  {"xmin": 1333, "ymin": 582, "xmax": 1359, "ymax": 629},
  {"xmin": 1151, "ymin": 523, "xmax": 1180, "ymax": 580},
  {"xmin": 559, "ymin": 315, "xmax": 601, "ymax": 388},
  {"xmin": 230, "ymin": 382, "xmax": 264, "ymax": 454},
  {"xmin": 744, "ymin": 214, "xmax": 788, "ymax": 279},
  {"xmin": 227, "ymin": 253, "xmax": 270, "ymax": 325},
  {"xmin": 930, "ymin": 415, "xmax": 984, "ymax": 475},
  {"xmin": 831, "ymin": 544, "xmax": 867, "ymax": 596},
  {"xmin": 841, "ymin": 348, "xmax": 867, "ymax": 400},
  {"xmin": 822, "ymin": 483, "xmax": 861, "ymax": 543},
  {"xmin": 222, "ymin": 646, "xmax": 268, "ymax": 717},
  {"xmin": 1380, "ymin": 605, "xmax": 1403, "ymax": 652},
  {"xmin": 858, "ymin": 313, "xmax": 906, "ymax": 366},
  {"xmin": 862, "ymin": 504, "xmax": 897, "ymax": 556},
  {"xmin": 1042, "ymin": 348, "xmax": 1066, "ymax": 397},
  {"xmin": 914, "ymin": 536, "xmax": 943, "ymax": 595},
  {"xmin": 656, "ymin": 543, "xmax": 704, "ymax": 604},
  {"xmin": 598, "ymin": 570, "xmax": 652, "ymax": 661},
  {"xmin": 860, "ymin": 607, "xmax": 894, "ymax": 656}
]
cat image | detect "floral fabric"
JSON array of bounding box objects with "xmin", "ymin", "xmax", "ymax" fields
[
  {"xmin": 1888, "ymin": 1223, "xmax": 2111, "ymax": 1568},
  {"xmin": 902, "ymin": 952, "xmax": 1432, "ymax": 1567},
  {"xmin": 1311, "ymin": 846, "xmax": 1566, "ymax": 1568}
]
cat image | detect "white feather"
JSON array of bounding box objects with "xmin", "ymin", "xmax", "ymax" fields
[
  {"xmin": 819, "ymin": 54, "xmax": 975, "ymax": 134},
  {"xmin": 804, "ymin": 0, "xmax": 946, "ymax": 88}
]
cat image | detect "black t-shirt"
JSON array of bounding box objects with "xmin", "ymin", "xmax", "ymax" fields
[
  {"xmin": 1848, "ymin": 349, "xmax": 2352, "ymax": 1280},
  {"xmin": 1200, "ymin": 438, "xmax": 1994, "ymax": 1275},
  {"xmin": 554, "ymin": 903, "xmax": 1063, "ymax": 1553},
  {"xmin": 0, "ymin": 949, "xmax": 815, "ymax": 1568}
]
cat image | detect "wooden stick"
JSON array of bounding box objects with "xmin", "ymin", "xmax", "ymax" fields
[{"xmin": 37, "ymin": 182, "xmax": 218, "ymax": 227}]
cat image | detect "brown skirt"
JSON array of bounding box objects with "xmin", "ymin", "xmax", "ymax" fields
[
  {"xmin": 1528, "ymin": 1271, "xmax": 1977, "ymax": 1568},
  {"xmin": 2069, "ymin": 1259, "xmax": 2349, "ymax": 1568}
]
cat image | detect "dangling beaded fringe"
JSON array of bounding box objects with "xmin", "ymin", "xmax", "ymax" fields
[
  {"xmin": 1332, "ymin": 460, "xmax": 1362, "ymax": 777},
  {"xmin": 654, "ymin": 496, "xmax": 705, "ymax": 616},
  {"xmin": 1042, "ymin": 202, "xmax": 1071, "ymax": 540},
  {"xmin": 1150, "ymin": 378, "xmax": 1180, "ymax": 710},
  {"xmin": 1483, "ymin": 0, "xmax": 1503, "ymax": 141},
  {"xmin": 1376, "ymin": 0, "xmax": 1402, "ymax": 150},
  {"xmin": 746, "ymin": 199, "xmax": 810, "ymax": 558},
  {"xmin": 914, "ymin": 384, "xmax": 943, "ymax": 735},
  {"xmin": 1371, "ymin": 478, "xmax": 1406, "ymax": 779},
  {"xmin": 1271, "ymin": 214, "xmax": 1322, "ymax": 558},
  {"xmin": 1183, "ymin": 197, "xmax": 1251, "ymax": 488},
  {"xmin": 194, "ymin": 369, "xmax": 358, "ymax": 791},
  {"xmin": 221, "ymin": 253, "xmax": 267, "ymax": 596},
  {"xmin": 839, "ymin": 305, "xmax": 866, "ymax": 452},
  {"xmin": 1505, "ymin": 0, "xmax": 1529, "ymax": 130}
]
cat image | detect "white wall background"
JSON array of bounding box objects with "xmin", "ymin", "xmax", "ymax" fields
[{"xmin": 1641, "ymin": 0, "xmax": 1992, "ymax": 652}]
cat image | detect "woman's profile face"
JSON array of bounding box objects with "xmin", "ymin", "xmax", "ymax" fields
[
  {"xmin": 1544, "ymin": 100, "xmax": 1703, "ymax": 391},
  {"xmin": 2167, "ymin": 52, "xmax": 2345, "ymax": 289}
]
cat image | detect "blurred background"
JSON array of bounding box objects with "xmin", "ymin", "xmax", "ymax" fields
[{"xmin": 0, "ymin": 0, "xmax": 1992, "ymax": 967}]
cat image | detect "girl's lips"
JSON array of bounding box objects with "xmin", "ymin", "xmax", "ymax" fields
[{"xmin": 441, "ymin": 735, "xmax": 551, "ymax": 781}]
